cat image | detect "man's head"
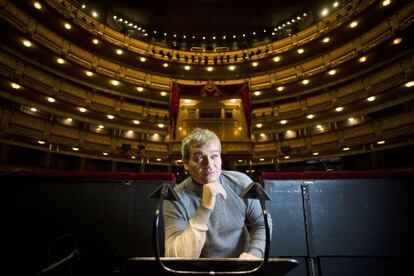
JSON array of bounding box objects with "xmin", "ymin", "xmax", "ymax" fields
[{"xmin": 182, "ymin": 128, "xmax": 222, "ymax": 184}]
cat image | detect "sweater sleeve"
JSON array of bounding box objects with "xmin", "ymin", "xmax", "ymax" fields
[
  {"xmin": 245, "ymin": 198, "xmax": 273, "ymax": 257},
  {"xmin": 163, "ymin": 200, "xmax": 212, "ymax": 258}
]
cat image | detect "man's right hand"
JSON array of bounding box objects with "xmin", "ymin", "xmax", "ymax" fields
[{"xmin": 201, "ymin": 182, "xmax": 227, "ymax": 209}]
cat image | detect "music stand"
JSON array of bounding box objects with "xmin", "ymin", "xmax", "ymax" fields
[{"xmin": 124, "ymin": 257, "xmax": 299, "ymax": 276}]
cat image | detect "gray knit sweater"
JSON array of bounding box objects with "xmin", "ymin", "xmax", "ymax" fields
[{"xmin": 163, "ymin": 170, "xmax": 271, "ymax": 258}]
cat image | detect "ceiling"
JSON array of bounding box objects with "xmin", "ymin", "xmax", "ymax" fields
[{"xmin": 82, "ymin": 0, "xmax": 326, "ymax": 50}]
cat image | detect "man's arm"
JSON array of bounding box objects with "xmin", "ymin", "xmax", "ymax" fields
[
  {"xmin": 163, "ymin": 201, "xmax": 212, "ymax": 258},
  {"xmin": 163, "ymin": 182, "xmax": 225, "ymax": 258},
  {"xmin": 244, "ymin": 198, "xmax": 273, "ymax": 258}
]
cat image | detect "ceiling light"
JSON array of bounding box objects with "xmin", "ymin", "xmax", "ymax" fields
[
  {"xmin": 107, "ymin": 115, "xmax": 114, "ymax": 119},
  {"xmin": 259, "ymin": 158, "xmax": 265, "ymax": 161},
  {"xmin": 72, "ymin": 147, "xmax": 79, "ymax": 151},
  {"xmin": 64, "ymin": 23, "xmax": 71, "ymax": 30},
  {"xmin": 38, "ymin": 140, "xmax": 45, "ymax": 144},
  {"xmin": 116, "ymin": 49, "xmax": 123, "ymax": 55},
  {"xmin": 349, "ymin": 21, "xmax": 358, "ymax": 28},
  {"xmin": 328, "ymin": 69, "xmax": 336, "ymax": 75},
  {"xmin": 377, "ymin": 140, "xmax": 386, "ymax": 144},
  {"xmin": 140, "ymin": 57, "xmax": 146, "ymax": 62},
  {"xmin": 306, "ymin": 114, "xmax": 314, "ymax": 119},
  {"xmin": 321, "ymin": 8, "xmax": 329, "ymax": 17},
  {"xmin": 254, "ymin": 91, "xmax": 261, "ymax": 96},
  {"xmin": 22, "ymin": 40, "xmax": 32, "ymax": 47},
  {"xmin": 333, "ymin": 2, "xmax": 339, "ymax": 8},
  {"xmin": 348, "ymin": 117, "xmax": 355, "ymax": 122},
  {"xmin": 280, "ymin": 120, "xmax": 287, "ymax": 124},
  {"xmin": 252, "ymin": 62, "xmax": 258, "ymax": 67},
  {"xmin": 85, "ymin": 71, "xmax": 93, "ymax": 77},
  {"xmin": 335, "ymin": 107, "xmax": 344, "ymax": 112},
  {"xmin": 34, "ymin": 2, "xmax": 42, "ymax": 9},
  {"xmin": 302, "ymin": 79, "xmax": 309, "ymax": 85},
  {"xmin": 382, "ymin": 0, "xmax": 391, "ymax": 6},
  {"xmin": 359, "ymin": 56, "xmax": 367, "ymax": 63},
  {"xmin": 256, "ymin": 123, "xmax": 262, "ymax": 128},
  {"xmin": 30, "ymin": 107, "xmax": 37, "ymax": 112},
  {"xmin": 367, "ymin": 96, "xmax": 376, "ymax": 102},
  {"xmin": 91, "ymin": 11, "xmax": 98, "ymax": 18},
  {"xmin": 163, "ymin": 63, "xmax": 169, "ymax": 68},
  {"xmin": 158, "ymin": 123, "xmax": 165, "ymax": 128},
  {"xmin": 393, "ymin": 37, "xmax": 402, "ymax": 45},
  {"xmin": 133, "ymin": 120, "xmax": 140, "ymax": 124},
  {"xmin": 284, "ymin": 155, "xmax": 290, "ymax": 159},
  {"xmin": 111, "ymin": 80, "xmax": 119, "ymax": 86},
  {"xmin": 57, "ymin": 58, "xmax": 65, "ymax": 64},
  {"xmin": 160, "ymin": 91, "xmax": 167, "ymax": 96},
  {"xmin": 297, "ymin": 48, "xmax": 304, "ymax": 54},
  {"xmin": 273, "ymin": 56, "xmax": 280, "ymax": 62},
  {"xmin": 11, "ymin": 83, "xmax": 21, "ymax": 89},
  {"xmin": 228, "ymin": 65, "xmax": 236, "ymax": 71},
  {"xmin": 47, "ymin": 97, "xmax": 55, "ymax": 103},
  {"xmin": 277, "ymin": 86, "xmax": 284, "ymax": 92},
  {"xmin": 207, "ymin": 67, "xmax": 213, "ymax": 72},
  {"xmin": 98, "ymin": 125, "xmax": 104, "ymax": 129},
  {"xmin": 313, "ymin": 152, "xmax": 319, "ymax": 156},
  {"xmin": 405, "ymin": 81, "xmax": 414, "ymax": 87},
  {"xmin": 136, "ymin": 87, "xmax": 144, "ymax": 92},
  {"xmin": 183, "ymin": 99, "xmax": 191, "ymax": 103},
  {"xmin": 78, "ymin": 107, "xmax": 87, "ymax": 112},
  {"xmin": 102, "ymin": 152, "xmax": 108, "ymax": 156},
  {"xmin": 184, "ymin": 65, "xmax": 191, "ymax": 70},
  {"xmin": 342, "ymin": 147, "xmax": 350, "ymax": 151},
  {"xmin": 92, "ymin": 38, "xmax": 99, "ymax": 45},
  {"xmin": 323, "ymin": 37, "xmax": 330, "ymax": 43}
]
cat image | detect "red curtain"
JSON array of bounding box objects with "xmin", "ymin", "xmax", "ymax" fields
[
  {"xmin": 170, "ymin": 82, "xmax": 180, "ymax": 139},
  {"xmin": 241, "ymin": 83, "xmax": 251, "ymax": 138}
]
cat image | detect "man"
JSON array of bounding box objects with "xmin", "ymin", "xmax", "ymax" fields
[{"xmin": 163, "ymin": 128, "xmax": 271, "ymax": 258}]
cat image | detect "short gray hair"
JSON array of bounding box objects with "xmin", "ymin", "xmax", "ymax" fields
[{"xmin": 181, "ymin": 128, "xmax": 221, "ymax": 159}]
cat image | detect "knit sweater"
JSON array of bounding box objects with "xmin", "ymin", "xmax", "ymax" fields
[{"xmin": 163, "ymin": 170, "xmax": 271, "ymax": 258}]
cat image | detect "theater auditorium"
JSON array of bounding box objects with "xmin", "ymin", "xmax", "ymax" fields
[{"xmin": 1, "ymin": 0, "xmax": 413, "ymax": 275}]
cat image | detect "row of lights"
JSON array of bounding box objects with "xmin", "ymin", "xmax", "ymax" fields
[
  {"xmin": 253, "ymin": 79, "xmax": 413, "ymax": 125},
  {"xmin": 35, "ymin": 140, "xmax": 387, "ymax": 163},
  {"xmin": 36, "ymin": 140, "xmax": 165, "ymax": 161},
  {"xmin": 258, "ymin": 117, "xmax": 361, "ymax": 138},
  {"xmin": 10, "ymin": 82, "xmax": 167, "ymax": 128},
  {"xmin": 20, "ymin": 39, "xmax": 170, "ymax": 96},
  {"xmin": 111, "ymin": 11, "xmax": 310, "ymax": 42},
  {"xmin": 242, "ymin": 138, "xmax": 388, "ymax": 162}
]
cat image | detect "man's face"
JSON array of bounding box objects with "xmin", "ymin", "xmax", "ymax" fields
[{"xmin": 184, "ymin": 142, "xmax": 222, "ymax": 185}]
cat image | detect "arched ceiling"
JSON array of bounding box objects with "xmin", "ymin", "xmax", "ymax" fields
[{"xmin": 82, "ymin": 0, "xmax": 326, "ymax": 50}]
